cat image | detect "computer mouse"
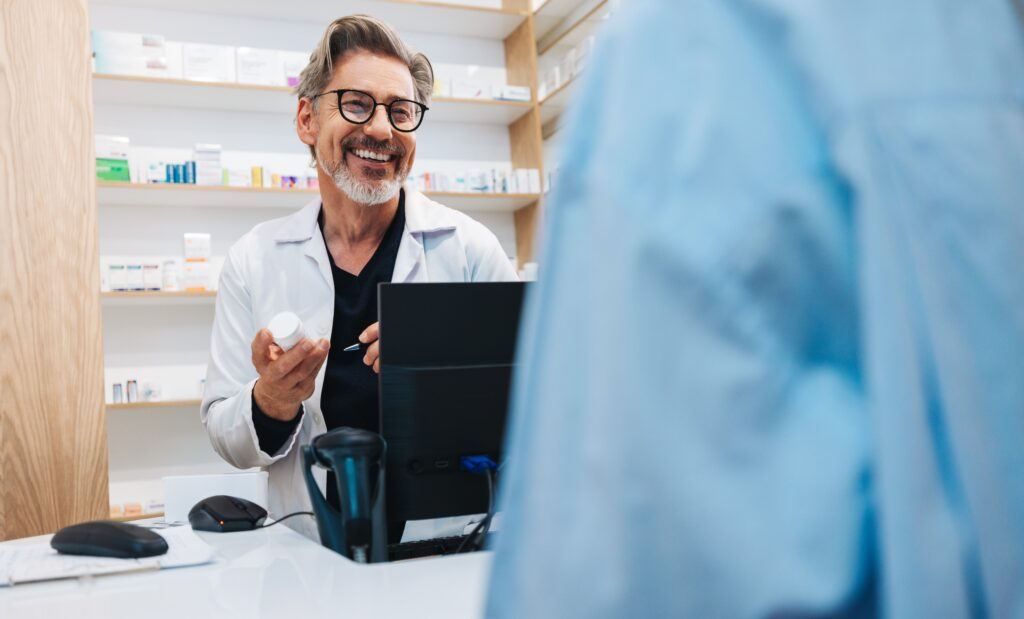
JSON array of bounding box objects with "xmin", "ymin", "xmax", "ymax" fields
[
  {"xmin": 188, "ymin": 495, "xmax": 267, "ymax": 532},
  {"xmin": 51, "ymin": 520, "xmax": 168, "ymax": 558}
]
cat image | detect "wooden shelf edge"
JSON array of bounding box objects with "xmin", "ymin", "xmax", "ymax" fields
[
  {"xmin": 110, "ymin": 512, "xmax": 165, "ymax": 522},
  {"xmin": 427, "ymin": 191, "xmax": 540, "ymax": 199},
  {"xmin": 97, "ymin": 180, "xmax": 317, "ymax": 195},
  {"xmin": 94, "ymin": 74, "xmax": 531, "ymax": 110},
  {"xmin": 435, "ymin": 96, "xmax": 531, "ymax": 108},
  {"xmin": 106, "ymin": 400, "xmax": 201, "ymax": 410},
  {"xmin": 98, "ymin": 181, "xmax": 540, "ymax": 201},
  {"xmin": 94, "ymin": 72, "xmax": 291, "ymax": 93},
  {"xmin": 101, "ymin": 291, "xmax": 216, "ymax": 299},
  {"xmin": 540, "ymin": 75, "xmax": 577, "ymax": 106},
  {"xmin": 388, "ymin": 0, "xmax": 527, "ymax": 16}
]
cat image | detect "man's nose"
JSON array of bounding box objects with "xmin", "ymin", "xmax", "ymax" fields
[{"xmin": 364, "ymin": 105, "xmax": 393, "ymax": 141}]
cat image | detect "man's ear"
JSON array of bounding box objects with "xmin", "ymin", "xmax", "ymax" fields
[{"xmin": 296, "ymin": 97, "xmax": 318, "ymax": 147}]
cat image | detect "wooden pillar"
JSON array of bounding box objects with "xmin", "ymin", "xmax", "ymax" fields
[
  {"xmin": 504, "ymin": 12, "xmax": 545, "ymax": 267},
  {"xmin": 0, "ymin": 0, "xmax": 109, "ymax": 540}
]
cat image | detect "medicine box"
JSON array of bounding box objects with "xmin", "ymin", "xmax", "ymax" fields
[
  {"xmin": 183, "ymin": 232, "xmax": 212, "ymax": 261},
  {"xmin": 95, "ymin": 134, "xmax": 131, "ymax": 182},
  {"xmin": 280, "ymin": 51, "xmax": 308, "ymax": 88},
  {"xmin": 183, "ymin": 43, "xmax": 236, "ymax": 83},
  {"xmin": 236, "ymin": 47, "xmax": 283, "ymax": 86},
  {"xmin": 182, "ymin": 261, "xmax": 210, "ymax": 291},
  {"xmin": 92, "ymin": 31, "xmax": 169, "ymax": 78},
  {"xmin": 497, "ymin": 85, "xmax": 531, "ymax": 101},
  {"xmin": 452, "ymin": 79, "xmax": 492, "ymax": 100}
]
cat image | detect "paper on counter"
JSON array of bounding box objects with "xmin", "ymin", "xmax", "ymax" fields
[{"xmin": 0, "ymin": 524, "xmax": 213, "ymax": 587}]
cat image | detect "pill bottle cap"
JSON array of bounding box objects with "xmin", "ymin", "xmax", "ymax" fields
[{"xmin": 268, "ymin": 312, "xmax": 304, "ymax": 351}]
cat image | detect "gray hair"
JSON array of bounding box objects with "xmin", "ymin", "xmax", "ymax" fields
[{"xmin": 295, "ymin": 14, "xmax": 434, "ymax": 158}]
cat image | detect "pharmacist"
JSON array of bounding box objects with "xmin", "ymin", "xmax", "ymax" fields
[{"xmin": 200, "ymin": 15, "xmax": 517, "ymax": 541}]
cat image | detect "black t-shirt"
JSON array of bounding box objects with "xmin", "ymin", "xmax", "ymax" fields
[{"xmin": 251, "ymin": 193, "xmax": 405, "ymax": 533}]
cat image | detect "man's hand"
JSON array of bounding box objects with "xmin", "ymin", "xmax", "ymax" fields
[
  {"xmin": 251, "ymin": 329, "xmax": 330, "ymax": 420},
  {"xmin": 360, "ymin": 322, "xmax": 381, "ymax": 374}
]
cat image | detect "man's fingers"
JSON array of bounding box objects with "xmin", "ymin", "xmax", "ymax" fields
[
  {"xmin": 269, "ymin": 338, "xmax": 317, "ymax": 379},
  {"xmin": 363, "ymin": 341, "xmax": 379, "ymax": 368},
  {"xmin": 268, "ymin": 342, "xmax": 284, "ymax": 362},
  {"xmin": 251, "ymin": 329, "xmax": 275, "ymax": 366},
  {"xmin": 286, "ymin": 340, "xmax": 330, "ymax": 384},
  {"xmin": 359, "ymin": 321, "xmax": 380, "ymax": 344}
]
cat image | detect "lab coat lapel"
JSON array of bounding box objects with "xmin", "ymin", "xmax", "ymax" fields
[
  {"xmin": 304, "ymin": 229, "xmax": 334, "ymax": 291},
  {"xmin": 275, "ymin": 197, "xmax": 333, "ymax": 292},
  {"xmin": 393, "ymin": 229, "xmax": 426, "ymax": 282},
  {"xmin": 392, "ymin": 186, "xmax": 457, "ymax": 283}
]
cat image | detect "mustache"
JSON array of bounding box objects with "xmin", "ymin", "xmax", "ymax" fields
[{"xmin": 341, "ymin": 136, "xmax": 405, "ymax": 157}]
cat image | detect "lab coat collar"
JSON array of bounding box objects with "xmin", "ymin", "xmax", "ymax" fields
[
  {"xmin": 271, "ymin": 183, "xmax": 458, "ymax": 244},
  {"xmin": 270, "ymin": 184, "xmax": 459, "ymax": 284}
]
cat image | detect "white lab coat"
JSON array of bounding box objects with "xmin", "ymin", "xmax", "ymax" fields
[{"xmin": 201, "ymin": 185, "xmax": 518, "ymax": 541}]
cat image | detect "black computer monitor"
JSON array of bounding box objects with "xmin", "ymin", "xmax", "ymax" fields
[{"xmin": 377, "ymin": 282, "xmax": 526, "ymax": 524}]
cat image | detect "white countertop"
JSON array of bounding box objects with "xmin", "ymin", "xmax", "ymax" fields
[{"xmin": 0, "ymin": 524, "xmax": 492, "ymax": 618}]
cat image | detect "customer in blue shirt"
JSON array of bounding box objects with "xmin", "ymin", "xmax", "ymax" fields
[{"xmin": 487, "ymin": 0, "xmax": 1024, "ymax": 616}]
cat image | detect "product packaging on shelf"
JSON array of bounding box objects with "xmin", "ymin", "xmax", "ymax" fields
[{"xmin": 95, "ymin": 134, "xmax": 132, "ymax": 182}]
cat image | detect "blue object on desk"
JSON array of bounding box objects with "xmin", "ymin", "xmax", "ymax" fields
[{"xmin": 486, "ymin": 0, "xmax": 1024, "ymax": 617}]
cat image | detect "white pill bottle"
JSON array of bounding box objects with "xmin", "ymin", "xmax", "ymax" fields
[{"xmin": 267, "ymin": 312, "xmax": 306, "ymax": 351}]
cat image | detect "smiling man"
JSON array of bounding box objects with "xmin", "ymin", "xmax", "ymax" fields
[{"xmin": 200, "ymin": 15, "xmax": 517, "ymax": 541}]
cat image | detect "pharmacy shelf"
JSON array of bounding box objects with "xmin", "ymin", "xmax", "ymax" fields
[
  {"xmin": 101, "ymin": 291, "xmax": 218, "ymax": 306},
  {"xmin": 93, "ymin": 73, "xmax": 531, "ymax": 124},
  {"xmin": 98, "ymin": 181, "xmax": 318, "ymax": 209},
  {"xmin": 430, "ymin": 97, "xmax": 533, "ymax": 125},
  {"xmin": 97, "ymin": 182, "xmax": 541, "ymax": 212},
  {"xmin": 107, "ymin": 399, "xmax": 202, "ymax": 410},
  {"xmin": 93, "ymin": 73, "xmax": 293, "ymax": 114},
  {"xmin": 539, "ymin": 75, "xmax": 578, "ymax": 126},
  {"xmin": 96, "ymin": 0, "xmax": 528, "ymax": 39},
  {"xmin": 534, "ymin": 0, "xmax": 602, "ymax": 44},
  {"xmin": 538, "ymin": 0, "xmax": 609, "ymax": 56},
  {"xmin": 426, "ymin": 192, "xmax": 540, "ymax": 211}
]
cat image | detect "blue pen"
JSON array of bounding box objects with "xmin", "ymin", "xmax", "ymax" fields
[{"xmin": 342, "ymin": 342, "xmax": 368, "ymax": 353}]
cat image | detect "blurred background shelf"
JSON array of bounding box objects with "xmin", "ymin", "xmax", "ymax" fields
[
  {"xmin": 539, "ymin": 75, "xmax": 576, "ymax": 126},
  {"xmin": 93, "ymin": 73, "xmax": 532, "ymax": 124},
  {"xmin": 537, "ymin": 0, "xmax": 608, "ymax": 55},
  {"xmin": 94, "ymin": 0, "xmax": 528, "ymax": 39},
  {"xmin": 97, "ymin": 182, "xmax": 540, "ymax": 212}
]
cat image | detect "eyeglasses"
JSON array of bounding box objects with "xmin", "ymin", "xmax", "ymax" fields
[{"xmin": 311, "ymin": 88, "xmax": 428, "ymax": 132}]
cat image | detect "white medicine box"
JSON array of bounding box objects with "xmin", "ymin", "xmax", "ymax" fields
[
  {"xmin": 92, "ymin": 31, "xmax": 169, "ymax": 78},
  {"xmin": 236, "ymin": 48, "xmax": 283, "ymax": 86},
  {"xmin": 183, "ymin": 43, "xmax": 236, "ymax": 83},
  {"xmin": 183, "ymin": 233, "xmax": 211, "ymax": 261},
  {"xmin": 182, "ymin": 261, "xmax": 210, "ymax": 292}
]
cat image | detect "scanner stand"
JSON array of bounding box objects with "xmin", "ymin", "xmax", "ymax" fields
[{"xmin": 301, "ymin": 428, "xmax": 387, "ymax": 563}]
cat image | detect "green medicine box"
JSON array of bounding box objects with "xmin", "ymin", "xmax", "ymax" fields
[{"xmin": 96, "ymin": 157, "xmax": 131, "ymax": 182}]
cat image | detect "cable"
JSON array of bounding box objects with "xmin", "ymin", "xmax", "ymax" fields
[
  {"xmin": 257, "ymin": 511, "xmax": 315, "ymax": 529},
  {"xmin": 456, "ymin": 468, "xmax": 495, "ymax": 553}
]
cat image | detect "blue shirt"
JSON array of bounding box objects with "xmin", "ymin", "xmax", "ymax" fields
[{"xmin": 487, "ymin": 0, "xmax": 1024, "ymax": 617}]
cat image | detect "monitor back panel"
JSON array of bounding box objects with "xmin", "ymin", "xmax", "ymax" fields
[{"xmin": 378, "ymin": 282, "xmax": 525, "ymax": 522}]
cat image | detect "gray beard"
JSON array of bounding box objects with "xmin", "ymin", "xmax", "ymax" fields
[{"xmin": 319, "ymin": 154, "xmax": 403, "ymax": 206}]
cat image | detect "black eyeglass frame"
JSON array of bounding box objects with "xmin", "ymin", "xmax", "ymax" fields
[{"xmin": 310, "ymin": 88, "xmax": 429, "ymax": 133}]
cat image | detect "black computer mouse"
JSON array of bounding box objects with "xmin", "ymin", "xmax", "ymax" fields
[
  {"xmin": 188, "ymin": 495, "xmax": 267, "ymax": 532},
  {"xmin": 51, "ymin": 520, "xmax": 169, "ymax": 558}
]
